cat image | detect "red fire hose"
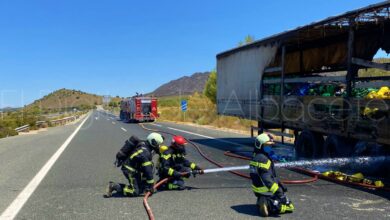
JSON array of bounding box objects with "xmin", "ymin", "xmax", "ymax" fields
[{"xmin": 143, "ymin": 177, "xmax": 170, "ymax": 220}]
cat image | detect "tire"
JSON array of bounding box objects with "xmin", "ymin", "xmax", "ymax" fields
[
  {"xmin": 119, "ymin": 111, "xmax": 124, "ymax": 120},
  {"xmin": 323, "ymin": 135, "xmax": 355, "ymax": 158},
  {"xmin": 295, "ymin": 130, "xmax": 324, "ymax": 159}
]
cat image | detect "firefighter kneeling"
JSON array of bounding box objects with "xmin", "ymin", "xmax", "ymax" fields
[
  {"xmin": 250, "ymin": 133, "xmax": 294, "ymax": 217},
  {"xmin": 105, "ymin": 132, "xmax": 164, "ymax": 197},
  {"xmin": 159, "ymin": 135, "xmax": 203, "ymax": 190}
]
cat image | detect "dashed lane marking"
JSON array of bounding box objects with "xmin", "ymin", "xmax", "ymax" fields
[{"xmin": 166, "ymin": 126, "xmax": 247, "ymax": 147}]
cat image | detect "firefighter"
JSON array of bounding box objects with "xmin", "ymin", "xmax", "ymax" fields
[
  {"xmin": 159, "ymin": 135, "xmax": 203, "ymax": 190},
  {"xmin": 105, "ymin": 132, "xmax": 164, "ymax": 197},
  {"xmin": 250, "ymin": 133, "xmax": 294, "ymax": 217}
]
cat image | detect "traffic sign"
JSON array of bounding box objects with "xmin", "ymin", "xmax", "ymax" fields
[{"xmin": 181, "ymin": 100, "xmax": 187, "ymax": 112}]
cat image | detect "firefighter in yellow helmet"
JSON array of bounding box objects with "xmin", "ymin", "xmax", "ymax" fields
[{"xmin": 250, "ymin": 133, "xmax": 294, "ymax": 217}]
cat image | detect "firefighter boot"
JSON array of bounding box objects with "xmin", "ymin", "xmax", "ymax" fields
[
  {"xmin": 257, "ymin": 196, "xmax": 270, "ymax": 217},
  {"xmin": 167, "ymin": 180, "xmax": 186, "ymax": 190},
  {"xmin": 104, "ymin": 182, "xmax": 122, "ymax": 198}
]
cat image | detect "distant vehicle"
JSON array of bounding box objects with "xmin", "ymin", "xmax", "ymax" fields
[
  {"xmin": 119, "ymin": 97, "xmax": 158, "ymax": 122},
  {"xmin": 216, "ymin": 2, "xmax": 390, "ymax": 159}
]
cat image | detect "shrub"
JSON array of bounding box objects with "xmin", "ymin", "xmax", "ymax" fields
[
  {"xmin": 203, "ymin": 70, "xmax": 217, "ymax": 103},
  {"xmin": 0, "ymin": 125, "xmax": 18, "ymax": 138}
]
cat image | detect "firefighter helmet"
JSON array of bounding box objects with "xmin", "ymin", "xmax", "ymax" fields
[
  {"xmin": 171, "ymin": 135, "xmax": 187, "ymax": 150},
  {"xmin": 159, "ymin": 145, "xmax": 169, "ymax": 154},
  {"xmin": 147, "ymin": 132, "xmax": 164, "ymax": 149},
  {"xmin": 255, "ymin": 133, "xmax": 274, "ymax": 149}
]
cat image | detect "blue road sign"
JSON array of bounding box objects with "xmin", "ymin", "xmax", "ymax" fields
[{"xmin": 181, "ymin": 100, "xmax": 187, "ymax": 112}]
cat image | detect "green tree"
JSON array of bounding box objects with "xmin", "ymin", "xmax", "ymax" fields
[
  {"xmin": 108, "ymin": 101, "xmax": 118, "ymax": 107},
  {"xmin": 204, "ymin": 70, "xmax": 217, "ymax": 103},
  {"xmin": 238, "ymin": 35, "xmax": 255, "ymax": 46}
]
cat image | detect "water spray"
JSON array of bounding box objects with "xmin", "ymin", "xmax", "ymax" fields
[{"xmin": 202, "ymin": 156, "xmax": 389, "ymax": 174}]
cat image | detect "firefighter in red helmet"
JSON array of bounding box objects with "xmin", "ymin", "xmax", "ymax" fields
[{"xmin": 158, "ymin": 135, "xmax": 203, "ymax": 190}]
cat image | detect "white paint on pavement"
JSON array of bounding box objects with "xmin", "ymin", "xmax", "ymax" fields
[
  {"xmin": 0, "ymin": 113, "xmax": 91, "ymax": 220},
  {"xmin": 112, "ymin": 122, "xmax": 116, "ymax": 125},
  {"xmin": 121, "ymin": 127, "xmax": 127, "ymax": 132},
  {"xmin": 167, "ymin": 127, "xmax": 214, "ymax": 139},
  {"xmin": 166, "ymin": 126, "xmax": 247, "ymax": 147},
  {"xmin": 150, "ymin": 123, "xmax": 162, "ymax": 127}
]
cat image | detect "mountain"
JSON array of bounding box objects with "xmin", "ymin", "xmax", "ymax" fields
[
  {"xmin": 150, "ymin": 72, "xmax": 210, "ymax": 97},
  {"xmin": 27, "ymin": 89, "xmax": 102, "ymax": 111},
  {"xmin": 0, "ymin": 107, "xmax": 20, "ymax": 112}
]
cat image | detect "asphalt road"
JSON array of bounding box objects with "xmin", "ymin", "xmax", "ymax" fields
[{"xmin": 0, "ymin": 110, "xmax": 389, "ymax": 220}]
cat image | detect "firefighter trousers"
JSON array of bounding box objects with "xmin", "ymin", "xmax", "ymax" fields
[
  {"xmin": 164, "ymin": 166, "xmax": 191, "ymax": 190},
  {"xmin": 119, "ymin": 167, "xmax": 142, "ymax": 197}
]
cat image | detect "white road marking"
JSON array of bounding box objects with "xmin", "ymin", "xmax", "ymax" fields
[
  {"xmin": 150, "ymin": 123, "xmax": 162, "ymax": 127},
  {"xmin": 112, "ymin": 122, "xmax": 116, "ymax": 125},
  {"xmin": 0, "ymin": 113, "xmax": 91, "ymax": 220},
  {"xmin": 166, "ymin": 126, "xmax": 247, "ymax": 147},
  {"xmin": 106, "ymin": 118, "xmax": 110, "ymax": 121},
  {"xmin": 121, "ymin": 127, "xmax": 127, "ymax": 132},
  {"xmin": 95, "ymin": 117, "xmax": 98, "ymax": 120}
]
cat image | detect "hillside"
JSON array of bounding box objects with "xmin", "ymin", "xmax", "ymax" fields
[
  {"xmin": 359, "ymin": 58, "xmax": 390, "ymax": 77},
  {"xmin": 27, "ymin": 89, "xmax": 102, "ymax": 112},
  {"xmin": 150, "ymin": 72, "xmax": 210, "ymax": 97}
]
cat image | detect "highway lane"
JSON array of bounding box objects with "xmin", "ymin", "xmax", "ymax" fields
[
  {"xmin": 1, "ymin": 110, "xmax": 389, "ymax": 219},
  {"xmin": 88, "ymin": 112, "xmax": 390, "ymax": 219},
  {"xmin": 0, "ymin": 116, "xmax": 89, "ymax": 214},
  {"xmin": 14, "ymin": 111, "xmax": 150, "ymax": 220},
  {"xmin": 137, "ymin": 121, "xmax": 390, "ymax": 220}
]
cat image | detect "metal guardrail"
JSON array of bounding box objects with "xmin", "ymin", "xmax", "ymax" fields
[
  {"xmin": 15, "ymin": 125, "xmax": 30, "ymax": 132},
  {"xmin": 50, "ymin": 116, "xmax": 77, "ymax": 126},
  {"xmin": 13, "ymin": 114, "xmax": 84, "ymax": 133}
]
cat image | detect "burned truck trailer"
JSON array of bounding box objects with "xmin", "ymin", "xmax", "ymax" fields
[{"xmin": 217, "ymin": 2, "xmax": 390, "ymax": 158}]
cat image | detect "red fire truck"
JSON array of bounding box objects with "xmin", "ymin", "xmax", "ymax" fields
[{"xmin": 119, "ymin": 97, "xmax": 158, "ymax": 122}]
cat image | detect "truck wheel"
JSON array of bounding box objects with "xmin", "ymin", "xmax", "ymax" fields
[
  {"xmin": 295, "ymin": 130, "xmax": 324, "ymax": 159},
  {"xmin": 323, "ymin": 135, "xmax": 355, "ymax": 157}
]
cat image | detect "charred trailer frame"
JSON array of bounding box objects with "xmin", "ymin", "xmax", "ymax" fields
[{"xmin": 217, "ymin": 1, "xmax": 390, "ymax": 159}]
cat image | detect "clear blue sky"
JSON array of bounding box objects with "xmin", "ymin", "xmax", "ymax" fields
[{"xmin": 0, "ymin": 0, "xmax": 388, "ymax": 108}]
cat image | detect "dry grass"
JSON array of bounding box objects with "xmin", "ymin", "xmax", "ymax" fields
[{"xmin": 158, "ymin": 93, "xmax": 257, "ymax": 132}]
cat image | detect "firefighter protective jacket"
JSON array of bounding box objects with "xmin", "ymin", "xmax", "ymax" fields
[
  {"xmin": 160, "ymin": 147, "xmax": 199, "ymax": 177},
  {"xmin": 122, "ymin": 142, "xmax": 155, "ymax": 188},
  {"xmin": 249, "ymin": 152, "xmax": 283, "ymax": 197}
]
